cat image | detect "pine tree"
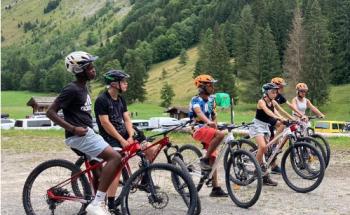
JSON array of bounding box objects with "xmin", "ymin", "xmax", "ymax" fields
[
  {"xmin": 301, "ymin": 0, "xmax": 331, "ymax": 105},
  {"xmin": 283, "ymin": 7, "xmax": 304, "ymax": 94},
  {"xmin": 329, "ymin": 0, "xmax": 350, "ymax": 84},
  {"xmin": 124, "ymin": 50, "xmax": 148, "ymax": 103},
  {"xmin": 235, "ymin": 5, "xmax": 256, "ymax": 78},
  {"xmin": 179, "ymin": 49, "xmax": 188, "ymax": 65},
  {"xmin": 160, "ymin": 82, "xmax": 175, "ymax": 108},
  {"xmin": 267, "ymin": 0, "xmax": 296, "ymax": 64},
  {"xmin": 195, "ymin": 24, "xmax": 235, "ymax": 96},
  {"xmin": 245, "ymin": 25, "xmax": 281, "ymax": 101}
]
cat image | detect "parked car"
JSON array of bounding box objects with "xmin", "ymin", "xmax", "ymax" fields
[
  {"xmin": 132, "ymin": 119, "xmax": 150, "ymax": 130},
  {"xmin": 314, "ymin": 120, "xmax": 346, "ymax": 133},
  {"xmin": 148, "ymin": 117, "xmax": 182, "ymax": 129},
  {"xmin": 14, "ymin": 118, "xmax": 61, "ymax": 130},
  {"xmin": 344, "ymin": 123, "xmax": 350, "ymax": 132},
  {"xmin": 1, "ymin": 118, "xmax": 15, "ymax": 130}
]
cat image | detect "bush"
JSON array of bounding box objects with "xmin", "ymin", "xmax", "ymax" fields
[{"xmin": 44, "ymin": 0, "xmax": 61, "ymax": 14}]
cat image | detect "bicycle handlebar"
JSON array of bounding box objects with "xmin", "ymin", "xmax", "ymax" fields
[
  {"xmin": 147, "ymin": 119, "xmax": 193, "ymax": 139},
  {"xmin": 217, "ymin": 122, "xmax": 254, "ymax": 131}
]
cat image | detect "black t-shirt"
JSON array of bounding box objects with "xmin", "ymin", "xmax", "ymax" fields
[
  {"xmin": 94, "ymin": 91, "xmax": 128, "ymax": 147},
  {"xmin": 54, "ymin": 82, "xmax": 93, "ymax": 138},
  {"xmin": 275, "ymin": 93, "xmax": 287, "ymax": 105}
]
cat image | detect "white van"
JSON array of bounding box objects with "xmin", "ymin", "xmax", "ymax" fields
[
  {"xmin": 1, "ymin": 118, "xmax": 15, "ymax": 130},
  {"xmin": 14, "ymin": 118, "xmax": 61, "ymax": 130},
  {"xmin": 148, "ymin": 117, "xmax": 182, "ymax": 129},
  {"xmin": 132, "ymin": 119, "xmax": 150, "ymax": 130}
]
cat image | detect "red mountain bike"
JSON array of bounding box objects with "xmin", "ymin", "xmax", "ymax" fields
[{"xmin": 22, "ymin": 121, "xmax": 198, "ymax": 215}]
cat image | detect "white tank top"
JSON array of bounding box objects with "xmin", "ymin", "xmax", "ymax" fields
[{"xmin": 294, "ymin": 98, "xmax": 307, "ymax": 114}]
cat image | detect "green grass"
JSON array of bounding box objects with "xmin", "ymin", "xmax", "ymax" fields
[
  {"xmin": 1, "ymin": 0, "xmax": 130, "ymax": 47},
  {"xmin": 1, "ymin": 129, "xmax": 66, "ymax": 153},
  {"xmin": 319, "ymin": 84, "xmax": 350, "ymax": 121},
  {"xmin": 1, "ymin": 90, "xmax": 56, "ymax": 118},
  {"xmin": 145, "ymin": 47, "xmax": 199, "ymax": 105},
  {"xmin": 2, "ymin": 129, "xmax": 348, "ymax": 153}
]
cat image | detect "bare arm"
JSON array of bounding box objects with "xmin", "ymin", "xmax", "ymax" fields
[
  {"xmin": 46, "ymin": 102, "xmax": 87, "ymax": 136},
  {"xmin": 99, "ymin": 115, "xmax": 129, "ymax": 147},
  {"xmin": 123, "ymin": 111, "xmax": 134, "ymax": 141},
  {"xmin": 286, "ymin": 100, "xmax": 304, "ymax": 117},
  {"xmin": 272, "ymin": 100, "xmax": 293, "ymax": 120},
  {"xmin": 307, "ymin": 99, "xmax": 325, "ymax": 117},
  {"xmin": 258, "ymin": 100, "xmax": 283, "ymax": 120},
  {"xmin": 194, "ymin": 107, "xmax": 216, "ymax": 127}
]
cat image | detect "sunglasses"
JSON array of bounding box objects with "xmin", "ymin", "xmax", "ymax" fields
[{"xmin": 299, "ymin": 90, "xmax": 308, "ymax": 93}]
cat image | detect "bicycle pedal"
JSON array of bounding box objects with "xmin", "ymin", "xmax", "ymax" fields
[{"xmin": 206, "ymin": 179, "xmax": 213, "ymax": 187}]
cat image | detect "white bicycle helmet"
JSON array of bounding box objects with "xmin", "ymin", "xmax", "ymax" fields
[{"xmin": 65, "ymin": 51, "xmax": 98, "ymax": 74}]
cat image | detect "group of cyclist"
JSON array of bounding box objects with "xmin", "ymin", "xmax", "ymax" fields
[{"xmin": 47, "ymin": 51, "xmax": 325, "ymax": 215}]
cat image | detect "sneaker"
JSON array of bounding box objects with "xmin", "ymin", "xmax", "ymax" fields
[
  {"xmin": 200, "ymin": 157, "xmax": 212, "ymax": 171},
  {"xmin": 271, "ymin": 165, "xmax": 282, "ymax": 175},
  {"xmin": 263, "ymin": 175, "xmax": 278, "ymax": 186},
  {"xmin": 86, "ymin": 201, "xmax": 111, "ymax": 215},
  {"xmin": 209, "ymin": 187, "xmax": 228, "ymax": 197}
]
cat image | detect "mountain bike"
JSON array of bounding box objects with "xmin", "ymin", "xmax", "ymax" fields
[
  {"xmin": 179, "ymin": 123, "xmax": 263, "ymax": 209},
  {"xmin": 22, "ymin": 125, "xmax": 198, "ymax": 215}
]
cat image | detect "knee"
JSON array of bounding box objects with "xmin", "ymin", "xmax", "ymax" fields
[
  {"xmin": 216, "ymin": 130, "xmax": 225, "ymax": 139},
  {"xmin": 106, "ymin": 150, "xmax": 122, "ymax": 165}
]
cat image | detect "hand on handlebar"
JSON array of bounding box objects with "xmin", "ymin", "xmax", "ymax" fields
[{"xmin": 207, "ymin": 121, "xmax": 217, "ymax": 129}]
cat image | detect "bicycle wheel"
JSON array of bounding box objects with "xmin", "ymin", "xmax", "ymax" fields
[
  {"xmin": 281, "ymin": 142, "xmax": 325, "ymax": 193},
  {"xmin": 223, "ymin": 139, "xmax": 258, "ymax": 171},
  {"xmin": 23, "ymin": 159, "xmax": 92, "ymax": 215},
  {"xmin": 74, "ymin": 156, "xmax": 130, "ymax": 206},
  {"xmin": 120, "ymin": 163, "xmax": 197, "ymax": 215},
  {"xmin": 179, "ymin": 144, "xmax": 203, "ymax": 190},
  {"xmin": 225, "ymin": 149, "xmax": 262, "ymax": 208},
  {"xmin": 297, "ymin": 136, "xmax": 327, "ymax": 169},
  {"xmin": 311, "ymin": 134, "xmax": 331, "ymax": 168},
  {"xmin": 171, "ymin": 156, "xmax": 201, "ymax": 215}
]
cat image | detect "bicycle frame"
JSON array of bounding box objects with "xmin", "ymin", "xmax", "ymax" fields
[
  {"xmin": 260, "ymin": 123, "xmax": 298, "ymax": 168},
  {"xmin": 48, "ymin": 123, "xmax": 190, "ymax": 204}
]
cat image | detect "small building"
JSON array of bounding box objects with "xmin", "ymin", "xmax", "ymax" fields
[
  {"xmin": 165, "ymin": 106, "xmax": 189, "ymax": 120},
  {"xmin": 26, "ymin": 96, "xmax": 56, "ymax": 114}
]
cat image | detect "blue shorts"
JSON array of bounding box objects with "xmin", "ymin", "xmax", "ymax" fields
[{"xmin": 65, "ymin": 127, "xmax": 109, "ymax": 159}]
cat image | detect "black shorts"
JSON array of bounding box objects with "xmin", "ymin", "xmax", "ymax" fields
[{"xmin": 103, "ymin": 133, "xmax": 129, "ymax": 148}]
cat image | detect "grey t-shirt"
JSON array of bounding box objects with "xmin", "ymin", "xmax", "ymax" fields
[{"xmin": 54, "ymin": 82, "xmax": 93, "ymax": 138}]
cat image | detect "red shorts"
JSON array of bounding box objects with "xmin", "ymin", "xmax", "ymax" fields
[{"xmin": 193, "ymin": 126, "xmax": 218, "ymax": 158}]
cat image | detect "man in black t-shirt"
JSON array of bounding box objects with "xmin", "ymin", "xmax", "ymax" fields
[
  {"xmin": 46, "ymin": 51, "xmax": 121, "ymax": 215},
  {"xmin": 94, "ymin": 70, "xmax": 157, "ymax": 213}
]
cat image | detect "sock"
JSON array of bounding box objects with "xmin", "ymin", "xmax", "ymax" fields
[
  {"xmin": 108, "ymin": 197, "xmax": 115, "ymax": 209},
  {"xmin": 92, "ymin": 190, "xmax": 106, "ymax": 206}
]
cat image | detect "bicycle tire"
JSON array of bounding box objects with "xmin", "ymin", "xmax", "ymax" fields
[
  {"xmin": 179, "ymin": 144, "xmax": 205, "ymax": 191},
  {"xmin": 311, "ymin": 134, "xmax": 331, "ymax": 168},
  {"xmin": 225, "ymin": 149, "xmax": 262, "ymax": 208},
  {"xmin": 23, "ymin": 159, "xmax": 91, "ymax": 215},
  {"xmin": 223, "ymin": 139, "xmax": 257, "ymax": 171},
  {"xmin": 281, "ymin": 142, "xmax": 325, "ymax": 193},
  {"xmin": 73, "ymin": 156, "xmax": 130, "ymax": 206},
  {"xmin": 297, "ymin": 136, "xmax": 327, "ymax": 169},
  {"xmin": 171, "ymin": 156, "xmax": 201, "ymax": 215},
  {"xmin": 120, "ymin": 163, "xmax": 198, "ymax": 215}
]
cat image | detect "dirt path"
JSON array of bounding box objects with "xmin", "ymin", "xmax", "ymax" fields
[{"xmin": 1, "ymin": 148, "xmax": 350, "ymax": 215}]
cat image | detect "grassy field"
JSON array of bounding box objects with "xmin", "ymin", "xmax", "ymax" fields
[
  {"xmin": 1, "ymin": 0, "xmax": 130, "ymax": 47},
  {"xmin": 1, "ymin": 91, "xmax": 56, "ymax": 118},
  {"xmin": 145, "ymin": 47, "xmax": 199, "ymax": 105},
  {"xmin": 1, "ymin": 129, "xmax": 348, "ymax": 153}
]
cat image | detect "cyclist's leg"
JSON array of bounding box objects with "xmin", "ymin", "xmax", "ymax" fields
[
  {"xmin": 206, "ymin": 130, "xmax": 225, "ymax": 158},
  {"xmin": 210, "ymin": 153, "xmax": 228, "ymax": 197},
  {"xmin": 255, "ymin": 135, "xmax": 267, "ymax": 165},
  {"xmin": 107, "ymin": 171, "xmax": 122, "ymax": 210}
]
